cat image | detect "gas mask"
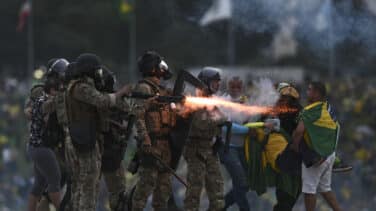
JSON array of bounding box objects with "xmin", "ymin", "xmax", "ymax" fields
[
  {"xmin": 93, "ymin": 68, "xmax": 105, "ymax": 91},
  {"xmin": 158, "ymin": 60, "xmax": 172, "ymax": 80},
  {"xmin": 94, "ymin": 67, "xmax": 116, "ymax": 92}
]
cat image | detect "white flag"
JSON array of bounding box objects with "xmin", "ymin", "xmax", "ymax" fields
[{"xmin": 200, "ymin": 0, "xmax": 232, "ymax": 26}]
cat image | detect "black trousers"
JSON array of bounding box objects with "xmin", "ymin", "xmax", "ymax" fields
[{"xmin": 273, "ymin": 189, "xmax": 300, "ymax": 211}]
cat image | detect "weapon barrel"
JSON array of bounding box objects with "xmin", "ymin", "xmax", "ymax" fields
[
  {"xmin": 129, "ymin": 92, "xmax": 154, "ymax": 99},
  {"xmin": 155, "ymin": 95, "xmax": 185, "ymax": 103},
  {"xmin": 128, "ymin": 92, "xmax": 185, "ymax": 103},
  {"xmin": 150, "ymin": 153, "xmax": 188, "ymax": 188}
]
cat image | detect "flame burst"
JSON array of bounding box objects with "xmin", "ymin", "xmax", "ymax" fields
[{"xmin": 183, "ymin": 96, "xmax": 297, "ymax": 116}]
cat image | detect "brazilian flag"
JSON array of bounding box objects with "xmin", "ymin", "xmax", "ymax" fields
[
  {"xmin": 244, "ymin": 128, "xmax": 268, "ymax": 195},
  {"xmin": 301, "ymin": 101, "xmax": 338, "ymax": 157},
  {"xmin": 244, "ymin": 129, "xmax": 300, "ymax": 197}
]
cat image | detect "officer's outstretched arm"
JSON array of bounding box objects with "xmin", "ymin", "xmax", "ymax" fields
[{"xmin": 73, "ymin": 83, "xmax": 118, "ymax": 109}]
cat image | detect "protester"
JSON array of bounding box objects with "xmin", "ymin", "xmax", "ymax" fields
[
  {"xmin": 27, "ymin": 76, "xmax": 62, "ymax": 211},
  {"xmin": 292, "ymin": 81, "xmax": 342, "ymax": 211}
]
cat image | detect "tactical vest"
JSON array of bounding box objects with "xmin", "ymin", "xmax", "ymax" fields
[
  {"xmin": 140, "ymin": 79, "xmax": 176, "ymax": 139},
  {"xmin": 189, "ymin": 108, "xmax": 223, "ymax": 141},
  {"xmin": 65, "ymin": 79, "xmax": 99, "ymax": 152}
]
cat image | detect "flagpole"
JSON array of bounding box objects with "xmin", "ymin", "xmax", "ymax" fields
[{"xmin": 27, "ymin": 0, "xmax": 34, "ymax": 83}]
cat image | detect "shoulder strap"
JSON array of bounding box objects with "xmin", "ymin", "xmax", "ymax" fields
[{"xmin": 139, "ymin": 79, "xmax": 160, "ymax": 94}]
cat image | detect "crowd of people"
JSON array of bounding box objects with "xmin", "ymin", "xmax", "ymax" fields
[
  {"xmin": 0, "ymin": 53, "xmax": 375, "ymax": 210},
  {"xmin": 0, "ymin": 77, "xmax": 33, "ymax": 210}
]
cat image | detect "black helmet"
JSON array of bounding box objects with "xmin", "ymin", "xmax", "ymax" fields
[
  {"xmin": 75, "ymin": 53, "xmax": 102, "ymax": 78},
  {"xmin": 95, "ymin": 66, "xmax": 116, "ymax": 93},
  {"xmin": 137, "ymin": 51, "xmax": 172, "ymax": 80},
  {"xmin": 198, "ymin": 67, "xmax": 221, "ymax": 94},
  {"xmin": 46, "ymin": 58, "xmax": 69, "ymax": 78},
  {"xmin": 64, "ymin": 62, "xmax": 77, "ymax": 83},
  {"xmin": 43, "ymin": 75, "xmax": 60, "ymax": 94}
]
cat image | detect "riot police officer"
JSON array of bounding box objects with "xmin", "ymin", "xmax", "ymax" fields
[
  {"xmin": 131, "ymin": 51, "xmax": 177, "ymax": 211},
  {"xmin": 184, "ymin": 67, "xmax": 226, "ymax": 211},
  {"xmin": 63, "ymin": 53, "xmax": 130, "ymax": 211},
  {"xmin": 98, "ymin": 67, "xmax": 130, "ymax": 211}
]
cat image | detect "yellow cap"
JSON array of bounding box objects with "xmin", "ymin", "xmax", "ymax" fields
[{"xmin": 279, "ymin": 86, "xmax": 300, "ymax": 99}]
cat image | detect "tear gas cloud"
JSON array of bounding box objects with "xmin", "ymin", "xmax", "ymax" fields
[
  {"xmin": 232, "ymin": 0, "xmax": 376, "ymax": 56},
  {"xmin": 218, "ymin": 77, "xmax": 280, "ymax": 123},
  {"xmin": 195, "ymin": 0, "xmax": 376, "ymax": 59}
]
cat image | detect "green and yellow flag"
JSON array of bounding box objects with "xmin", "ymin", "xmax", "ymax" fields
[
  {"xmin": 244, "ymin": 129, "xmax": 300, "ymax": 197},
  {"xmin": 301, "ymin": 101, "xmax": 338, "ymax": 157}
]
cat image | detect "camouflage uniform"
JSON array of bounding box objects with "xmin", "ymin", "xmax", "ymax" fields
[
  {"xmin": 101, "ymin": 108, "xmax": 129, "ymax": 210},
  {"xmin": 184, "ymin": 108, "xmax": 226, "ymax": 211},
  {"xmin": 132, "ymin": 77, "xmax": 177, "ymax": 211},
  {"xmin": 64, "ymin": 77, "xmax": 122, "ymax": 211},
  {"xmin": 54, "ymin": 90, "xmax": 69, "ymax": 171},
  {"xmin": 54, "ymin": 89, "xmax": 72, "ymax": 211},
  {"xmin": 103, "ymin": 165, "xmax": 126, "ymax": 210}
]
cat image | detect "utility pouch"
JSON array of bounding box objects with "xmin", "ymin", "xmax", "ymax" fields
[
  {"xmin": 68, "ymin": 120, "xmax": 96, "ymax": 152},
  {"xmin": 160, "ymin": 109, "xmax": 170, "ymax": 125},
  {"xmin": 146, "ymin": 112, "xmax": 161, "ymax": 133},
  {"xmin": 170, "ymin": 110, "xmax": 177, "ymax": 127}
]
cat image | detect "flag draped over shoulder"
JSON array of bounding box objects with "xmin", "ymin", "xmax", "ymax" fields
[
  {"xmin": 301, "ymin": 101, "xmax": 337, "ymax": 157},
  {"xmin": 244, "ymin": 129, "xmax": 300, "ymax": 197}
]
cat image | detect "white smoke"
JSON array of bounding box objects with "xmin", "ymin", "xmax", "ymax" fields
[
  {"xmin": 226, "ymin": 0, "xmax": 376, "ymax": 59},
  {"xmin": 271, "ymin": 16, "xmax": 298, "ymax": 60},
  {"xmin": 218, "ymin": 77, "xmax": 279, "ymax": 123},
  {"xmin": 248, "ymin": 77, "xmax": 279, "ymax": 106}
]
